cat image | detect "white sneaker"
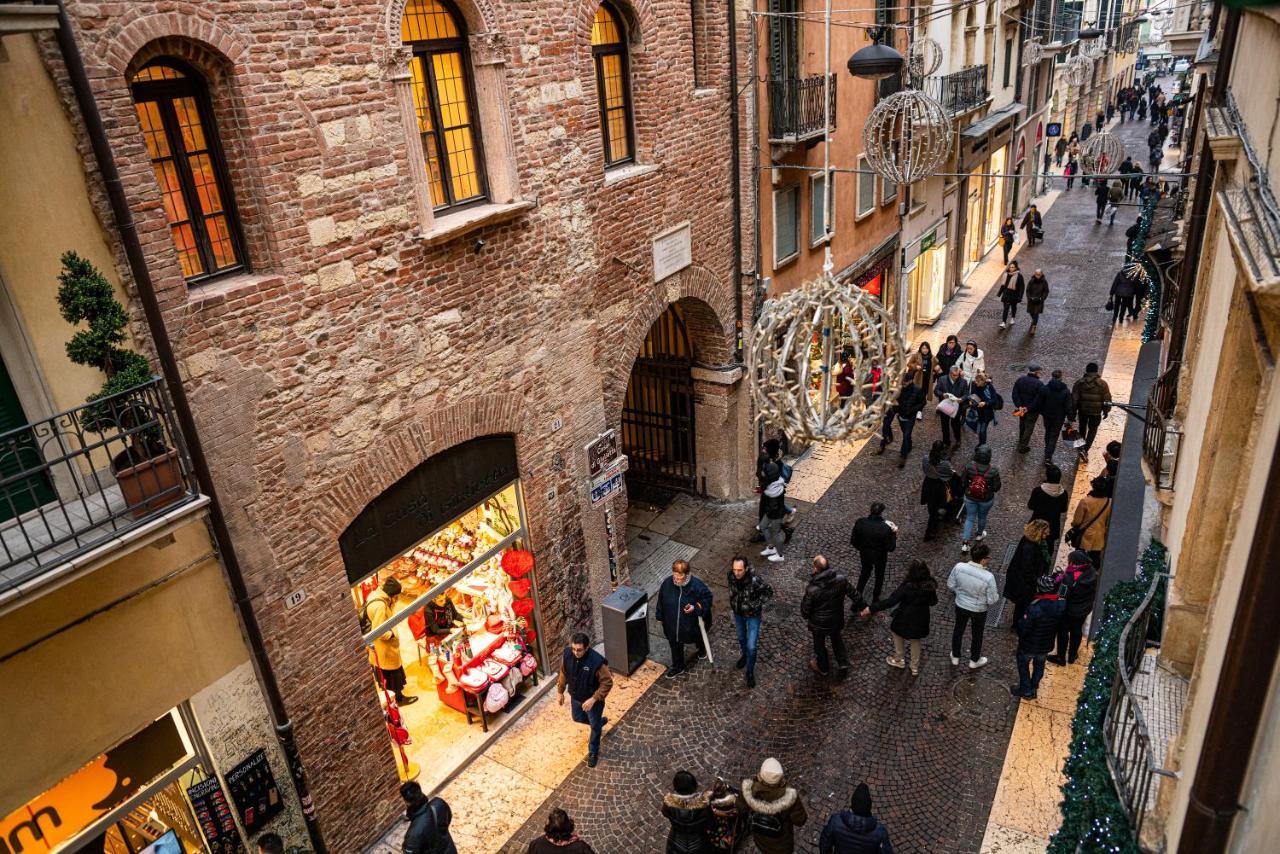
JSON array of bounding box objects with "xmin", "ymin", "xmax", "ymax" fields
[
  {"xmin": 886, "ymin": 656, "xmax": 906, "ymax": 669},
  {"xmin": 760, "ymin": 547, "xmax": 776, "ymax": 557},
  {"xmin": 969, "ymin": 657, "xmax": 989, "ymax": 670},
  {"xmin": 976, "ymin": 530, "xmax": 987, "ymax": 541},
  {"xmin": 950, "ymin": 655, "xmax": 960, "ymax": 666},
  {"xmin": 916, "ymin": 411, "xmax": 923, "ymax": 420},
  {"xmin": 767, "ymin": 554, "xmax": 785, "ymax": 563},
  {"xmin": 961, "ymin": 542, "xmax": 970, "ymax": 553},
  {"xmin": 998, "ymin": 322, "xmax": 1006, "ymax": 329}
]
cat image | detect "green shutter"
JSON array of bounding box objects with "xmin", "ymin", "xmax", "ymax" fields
[{"xmin": 0, "ymin": 354, "xmax": 55, "ymax": 523}]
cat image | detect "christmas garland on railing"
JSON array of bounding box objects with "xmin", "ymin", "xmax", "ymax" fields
[
  {"xmin": 1048, "ymin": 541, "xmax": 1169, "ymax": 854},
  {"xmin": 1121, "ymin": 190, "xmax": 1163, "ymax": 343}
]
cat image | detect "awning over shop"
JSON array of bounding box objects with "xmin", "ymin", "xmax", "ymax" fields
[{"xmin": 961, "ymin": 103, "xmax": 1026, "ymax": 140}]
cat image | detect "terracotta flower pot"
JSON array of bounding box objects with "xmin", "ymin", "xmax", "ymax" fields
[{"xmin": 114, "ymin": 447, "xmax": 183, "ymax": 518}]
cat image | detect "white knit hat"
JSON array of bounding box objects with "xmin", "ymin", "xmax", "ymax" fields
[{"xmin": 758, "ymin": 757, "xmax": 784, "ymax": 785}]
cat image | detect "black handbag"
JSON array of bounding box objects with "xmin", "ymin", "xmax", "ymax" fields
[{"xmin": 1105, "ymin": 297, "xmax": 1115, "ymax": 311}]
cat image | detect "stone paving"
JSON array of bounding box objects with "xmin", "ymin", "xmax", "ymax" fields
[{"xmin": 492, "ymin": 121, "xmax": 1157, "ymax": 854}]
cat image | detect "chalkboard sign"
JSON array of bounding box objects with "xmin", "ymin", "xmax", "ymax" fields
[
  {"xmin": 225, "ymin": 749, "xmax": 284, "ymax": 833},
  {"xmin": 186, "ymin": 775, "xmax": 244, "ymax": 853}
]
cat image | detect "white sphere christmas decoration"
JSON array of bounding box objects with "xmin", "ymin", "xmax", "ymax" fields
[
  {"xmin": 1064, "ymin": 54, "xmax": 1092, "ymax": 87},
  {"xmin": 907, "ymin": 36, "xmax": 943, "ymax": 78},
  {"xmin": 862, "ymin": 88, "xmax": 952, "ymax": 185},
  {"xmin": 1124, "ymin": 37, "xmax": 1138, "ymax": 54},
  {"xmin": 1081, "ymin": 131, "xmax": 1125, "ymax": 176},
  {"xmin": 1082, "ymin": 36, "xmax": 1107, "ymax": 59},
  {"xmin": 1022, "ymin": 38, "xmax": 1044, "ymax": 67},
  {"xmin": 749, "ymin": 273, "xmax": 907, "ymax": 443}
]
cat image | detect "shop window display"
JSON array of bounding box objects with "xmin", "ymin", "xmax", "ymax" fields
[{"xmin": 350, "ymin": 481, "xmax": 545, "ymax": 789}]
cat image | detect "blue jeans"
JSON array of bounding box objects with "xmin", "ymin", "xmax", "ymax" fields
[
  {"xmin": 897, "ymin": 414, "xmax": 917, "ymax": 458},
  {"xmin": 962, "ymin": 496, "xmax": 994, "ymax": 542},
  {"xmin": 1017, "ymin": 652, "xmax": 1047, "ymax": 696},
  {"xmin": 570, "ymin": 697, "xmax": 605, "ymax": 757},
  {"xmin": 974, "ymin": 419, "xmax": 990, "ymax": 446},
  {"xmin": 734, "ymin": 614, "xmax": 761, "ymax": 675}
]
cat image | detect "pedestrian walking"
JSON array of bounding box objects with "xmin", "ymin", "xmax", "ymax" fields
[
  {"xmin": 1048, "ymin": 551, "xmax": 1099, "ymax": 666},
  {"xmin": 753, "ymin": 439, "xmax": 781, "ymax": 543},
  {"xmin": 1109, "ymin": 266, "xmax": 1138, "ymax": 326},
  {"xmin": 920, "ymin": 441, "xmax": 956, "ymax": 541},
  {"xmin": 966, "ymin": 372, "xmax": 1001, "ymax": 446},
  {"xmin": 1127, "ymin": 164, "xmax": 1144, "ymax": 200},
  {"xmin": 1071, "ymin": 362, "xmax": 1113, "ymax": 459},
  {"xmin": 558, "ymin": 632, "xmax": 613, "ymax": 767},
  {"xmin": 1105, "ymin": 104, "xmax": 1114, "ymax": 123},
  {"xmin": 527, "ymin": 809, "xmax": 596, "ymax": 854},
  {"xmin": 728, "ymin": 556, "xmax": 773, "ymax": 688},
  {"xmin": 1003, "ymin": 519, "xmax": 1053, "ymax": 629},
  {"xmin": 1012, "ymin": 364, "xmax": 1044, "ymax": 452},
  {"xmin": 706, "ymin": 779, "xmax": 745, "ymax": 854},
  {"xmin": 1095, "ymin": 110, "xmax": 1105, "ymax": 132},
  {"xmin": 851, "ymin": 502, "xmax": 898, "ymax": 602},
  {"xmin": 956, "ymin": 340, "xmax": 985, "ymax": 382},
  {"xmin": 758, "ymin": 462, "xmax": 789, "ymax": 562},
  {"xmin": 1024, "ymin": 270, "xmax": 1048, "ymax": 334},
  {"xmin": 889, "ymin": 360, "xmax": 928, "ymax": 466},
  {"xmin": 738, "ymin": 758, "xmax": 809, "ymax": 854},
  {"xmin": 1029, "ymin": 369, "xmax": 1074, "ymax": 462},
  {"xmin": 997, "ymin": 261, "xmax": 1025, "ymax": 329},
  {"xmin": 1137, "ymin": 96, "xmax": 1147, "ymax": 120},
  {"xmin": 1094, "ymin": 179, "xmax": 1110, "ymax": 223},
  {"xmin": 1020, "ymin": 204, "xmax": 1043, "ymax": 246},
  {"xmin": 947, "ymin": 543, "xmax": 1000, "ymax": 669},
  {"xmin": 663, "ymin": 771, "xmax": 712, "ymax": 854},
  {"xmin": 655, "ymin": 560, "xmax": 713, "ymax": 678},
  {"xmin": 934, "ymin": 365, "xmax": 970, "ymax": 450},
  {"xmin": 1064, "ymin": 159, "xmax": 1078, "ymax": 190},
  {"xmin": 916, "ymin": 341, "xmax": 935, "ymax": 396},
  {"xmin": 1054, "ymin": 135, "xmax": 1067, "ymax": 166},
  {"xmin": 1106, "ymin": 181, "xmax": 1123, "ymax": 225},
  {"xmin": 1027, "ymin": 463, "xmax": 1069, "ymax": 553},
  {"xmin": 1066, "ymin": 478, "xmax": 1112, "ymax": 570},
  {"xmin": 819, "ymin": 783, "xmax": 893, "ymax": 854},
  {"xmin": 864, "ymin": 559, "xmax": 938, "ymax": 676},
  {"xmin": 935, "ymin": 334, "xmax": 963, "ymax": 378},
  {"xmin": 800, "ymin": 555, "xmax": 862, "ymax": 679},
  {"xmin": 1009, "ymin": 574, "xmax": 1066, "ymax": 700},
  {"xmin": 400, "ymin": 783, "xmax": 457, "ymax": 854},
  {"xmin": 999, "ymin": 216, "xmax": 1016, "ymax": 265},
  {"xmin": 960, "ymin": 445, "xmax": 1001, "ymax": 552}
]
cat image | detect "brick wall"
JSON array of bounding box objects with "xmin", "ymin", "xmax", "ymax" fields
[{"xmin": 49, "ymin": 0, "xmax": 755, "ymax": 847}]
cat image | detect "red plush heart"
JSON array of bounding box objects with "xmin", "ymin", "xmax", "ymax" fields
[
  {"xmin": 507, "ymin": 578, "xmax": 532, "ymax": 598},
  {"xmin": 512, "ymin": 597, "xmax": 536, "ymax": 618}
]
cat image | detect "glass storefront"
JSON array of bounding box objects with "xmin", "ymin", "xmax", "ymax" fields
[
  {"xmin": 964, "ymin": 169, "xmax": 984, "ymax": 278},
  {"xmin": 983, "ymin": 146, "xmax": 1008, "ymax": 252},
  {"xmin": 909, "ymin": 235, "xmax": 950, "ymax": 325}
]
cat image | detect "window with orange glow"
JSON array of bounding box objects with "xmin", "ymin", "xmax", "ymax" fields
[{"xmin": 591, "ymin": 4, "xmax": 635, "ymax": 166}]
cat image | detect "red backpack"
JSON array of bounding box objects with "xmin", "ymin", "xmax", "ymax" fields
[{"xmin": 966, "ymin": 469, "xmax": 991, "ymax": 501}]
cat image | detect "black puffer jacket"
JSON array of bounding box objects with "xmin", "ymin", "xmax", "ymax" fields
[
  {"xmin": 871, "ymin": 580, "xmax": 938, "ymax": 640},
  {"xmin": 403, "ymin": 798, "xmax": 457, "ymax": 854},
  {"xmin": 1072, "ymin": 372, "xmax": 1112, "ymax": 418},
  {"xmin": 894, "ymin": 381, "xmax": 927, "ymax": 419},
  {"xmin": 850, "ymin": 516, "xmax": 897, "ymax": 557},
  {"xmin": 728, "ymin": 569, "xmax": 774, "ymax": 618},
  {"xmin": 801, "ymin": 569, "xmax": 861, "ymax": 631},
  {"xmin": 1031, "ymin": 378, "xmax": 1074, "ymax": 421},
  {"xmin": 1015, "ymin": 595, "xmax": 1066, "ymax": 655},
  {"xmin": 818, "ymin": 810, "xmax": 893, "ymax": 853},
  {"xmin": 1003, "ymin": 537, "xmax": 1050, "ymax": 607},
  {"xmin": 662, "ymin": 793, "xmax": 712, "ymax": 854},
  {"xmin": 1057, "ymin": 562, "xmax": 1099, "ymax": 618}
]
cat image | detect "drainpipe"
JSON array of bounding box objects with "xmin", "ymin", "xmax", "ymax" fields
[
  {"xmin": 727, "ymin": 0, "xmax": 744, "ymax": 364},
  {"xmin": 48, "ymin": 4, "xmax": 327, "ymax": 851}
]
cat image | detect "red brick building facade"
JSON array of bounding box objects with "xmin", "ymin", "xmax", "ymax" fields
[{"xmin": 45, "ymin": 0, "xmax": 752, "ymax": 846}]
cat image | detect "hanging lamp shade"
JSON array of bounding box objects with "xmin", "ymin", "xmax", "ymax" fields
[
  {"xmin": 847, "ymin": 43, "xmax": 904, "ymax": 80},
  {"xmin": 1079, "ymin": 26, "xmax": 1104, "ymax": 40},
  {"xmin": 1134, "ymin": 16, "xmax": 1149, "ymax": 23}
]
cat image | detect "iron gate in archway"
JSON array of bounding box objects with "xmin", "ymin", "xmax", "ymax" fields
[{"xmin": 621, "ymin": 304, "xmax": 697, "ymax": 493}]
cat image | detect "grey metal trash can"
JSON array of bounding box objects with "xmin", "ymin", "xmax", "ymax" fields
[{"xmin": 601, "ymin": 585, "xmax": 649, "ymax": 676}]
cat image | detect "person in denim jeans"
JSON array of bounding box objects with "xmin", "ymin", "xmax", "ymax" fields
[
  {"xmin": 558, "ymin": 633, "xmax": 613, "ymax": 767},
  {"xmin": 960, "ymin": 445, "xmax": 1002, "ymax": 552},
  {"xmin": 727, "ymin": 556, "xmax": 773, "ymax": 689},
  {"xmin": 1010, "ymin": 575, "xmax": 1066, "ymax": 700}
]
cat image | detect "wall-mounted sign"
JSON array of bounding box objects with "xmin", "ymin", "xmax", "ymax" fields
[
  {"xmin": 224, "ymin": 749, "xmax": 283, "ymax": 834},
  {"xmin": 590, "ymin": 469, "xmax": 625, "ymax": 506},
  {"xmin": 1046, "ymin": 122, "xmax": 1063, "ymax": 137},
  {"xmin": 585, "ymin": 430, "xmax": 621, "ymax": 481},
  {"xmin": 920, "ymin": 230, "xmax": 937, "ymax": 253},
  {"xmin": 283, "ymin": 589, "xmax": 306, "ymax": 610},
  {"xmin": 652, "ymin": 222, "xmax": 692, "ymax": 282},
  {"xmin": 186, "ymin": 775, "xmax": 244, "ymax": 853}
]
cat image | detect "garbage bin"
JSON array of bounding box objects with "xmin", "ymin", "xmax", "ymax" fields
[{"xmin": 601, "ymin": 585, "xmax": 649, "ymax": 676}]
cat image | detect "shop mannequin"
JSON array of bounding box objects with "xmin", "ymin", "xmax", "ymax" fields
[{"xmin": 367, "ymin": 577, "xmax": 418, "ymax": 705}]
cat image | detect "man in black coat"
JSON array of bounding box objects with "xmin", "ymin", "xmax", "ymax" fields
[
  {"xmin": 1049, "ymin": 551, "xmax": 1099, "ymax": 665},
  {"xmin": 849, "ymin": 503, "xmax": 897, "ymax": 602},
  {"xmin": 1030, "ymin": 369, "xmax": 1075, "ymax": 462},
  {"xmin": 800, "ymin": 555, "xmax": 864, "ymax": 678},
  {"xmin": 1094, "ymin": 179, "xmax": 1111, "ymax": 223},
  {"xmin": 1010, "ymin": 575, "xmax": 1066, "ymax": 700},
  {"xmin": 401, "ymin": 783, "xmax": 457, "ymax": 854},
  {"xmin": 1011, "ymin": 364, "xmax": 1044, "ymax": 453},
  {"xmin": 891, "ymin": 376, "xmax": 927, "ymax": 468},
  {"xmin": 655, "ymin": 560, "xmax": 714, "ymax": 678}
]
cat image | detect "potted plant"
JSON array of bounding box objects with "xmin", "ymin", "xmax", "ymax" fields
[{"xmin": 56, "ymin": 251, "xmax": 182, "ymax": 516}]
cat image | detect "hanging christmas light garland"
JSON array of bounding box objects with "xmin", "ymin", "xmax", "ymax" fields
[
  {"xmin": 863, "ymin": 87, "xmax": 953, "ymax": 184},
  {"xmin": 907, "ymin": 35, "xmax": 943, "ymax": 78},
  {"xmin": 1021, "ymin": 37, "xmax": 1044, "ymax": 67},
  {"xmin": 1080, "ymin": 131, "xmax": 1126, "ymax": 176}
]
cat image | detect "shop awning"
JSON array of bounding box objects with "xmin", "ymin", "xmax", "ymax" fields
[{"xmin": 960, "ymin": 103, "xmax": 1026, "ymax": 139}]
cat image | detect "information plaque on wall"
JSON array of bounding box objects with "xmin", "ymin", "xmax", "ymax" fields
[
  {"xmin": 225, "ymin": 749, "xmax": 284, "ymax": 833},
  {"xmin": 186, "ymin": 775, "xmax": 244, "ymax": 853}
]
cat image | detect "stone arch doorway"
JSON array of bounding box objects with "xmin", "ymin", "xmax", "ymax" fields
[{"xmin": 621, "ymin": 303, "xmax": 697, "ymax": 495}]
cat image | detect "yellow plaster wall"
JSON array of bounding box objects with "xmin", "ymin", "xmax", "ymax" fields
[
  {"xmin": 0, "ymin": 33, "xmax": 136, "ymax": 415},
  {"xmin": 0, "ymin": 517, "xmax": 250, "ymax": 813}
]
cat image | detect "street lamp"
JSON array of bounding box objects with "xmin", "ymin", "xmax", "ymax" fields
[{"xmin": 847, "ymin": 29, "xmax": 904, "ymax": 80}]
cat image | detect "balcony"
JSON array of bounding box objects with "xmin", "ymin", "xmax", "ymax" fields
[
  {"xmin": 1, "ymin": 377, "xmax": 201, "ymax": 596},
  {"xmin": 1049, "ymin": 3, "xmax": 1083, "ymax": 47},
  {"xmin": 923, "ymin": 66, "xmax": 989, "ymax": 116},
  {"xmin": 768, "ymin": 73, "xmax": 837, "ymax": 144},
  {"xmin": 1142, "ymin": 362, "xmax": 1182, "ymax": 490}
]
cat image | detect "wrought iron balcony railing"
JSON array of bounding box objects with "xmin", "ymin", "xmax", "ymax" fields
[
  {"xmin": 1052, "ymin": 3, "xmax": 1084, "ymax": 45},
  {"xmin": 922, "ymin": 65, "xmax": 989, "ymax": 116},
  {"xmin": 1142, "ymin": 361, "xmax": 1182, "ymax": 490},
  {"xmin": 768, "ymin": 73, "xmax": 837, "ymax": 143},
  {"xmin": 1, "ymin": 377, "xmax": 200, "ymax": 591}
]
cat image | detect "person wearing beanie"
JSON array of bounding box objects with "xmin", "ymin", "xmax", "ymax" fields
[
  {"xmin": 1071, "ymin": 362, "xmax": 1112, "ymax": 461},
  {"xmin": 1027, "ymin": 463, "xmax": 1069, "ymax": 551},
  {"xmin": 738, "ymin": 758, "xmax": 808, "ymax": 854},
  {"xmin": 662, "ymin": 770, "xmax": 712, "ymax": 854},
  {"xmin": 1049, "ymin": 552, "xmax": 1099, "ymax": 665},
  {"xmin": 1010, "ymin": 574, "xmax": 1067, "ymax": 699},
  {"xmin": 960, "ymin": 445, "xmax": 1002, "ymax": 552},
  {"xmin": 366, "ymin": 577, "xmax": 417, "ymax": 705},
  {"xmin": 818, "ymin": 783, "xmax": 893, "ymax": 853}
]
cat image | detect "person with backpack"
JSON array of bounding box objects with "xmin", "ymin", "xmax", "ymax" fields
[
  {"xmin": 662, "ymin": 771, "xmax": 712, "ymax": 854},
  {"xmin": 1029, "ymin": 369, "xmax": 1074, "ymax": 462},
  {"xmin": 527, "ymin": 809, "xmax": 596, "ymax": 854},
  {"xmin": 1048, "ymin": 551, "xmax": 1099, "ymax": 666},
  {"xmin": 965, "ymin": 373, "xmax": 1002, "ymax": 447},
  {"xmin": 850, "ymin": 502, "xmax": 898, "ymax": 603},
  {"xmin": 365, "ymin": 577, "xmax": 417, "ymax": 706},
  {"xmin": 934, "ymin": 364, "xmax": 970, "ymax": 450},
  {"xmin": 729, "ymin": 556, "xmax": 773, "ymax": 688},
  {"xmin": 947, "ymin": 543, "xmax": 1000, "ymax": 670},
  {"xmin": 996, "ymin": 261, "xmax": 1025, "ymax": 330},
  {"xmin": 864, "ymin": 559, "xmax": 938, "ymax": 677},
  {"xmin": 401, "ymin": 783, "xmax": 456, "ymax": 854},
  {"xmin": 960, "ymin": 445, "xmax": 1002, "ymax": 552},
  {"xmin": 738, "ymin": 758, "xmax": 808, "ymax": 854},
  {"xmin": 1071, "ymin": 362, "xmax": 1113, "ymax": 461},
  {"xmin": 558, "ymin": 632, "xmax": 613, "ymax": 767},
  {"xmin": 1010, "ymin": 574, "xmax": 1067, "ymax": 700},
  {"xmin": 818, "ymin": 783, "xmax": 894, "ymax": 854},
  {"xmin": 920, "ymin": 441, "xmax": 956, "ymax": 542}
]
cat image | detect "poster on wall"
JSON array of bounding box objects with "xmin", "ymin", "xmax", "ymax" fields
[
  {"xmin": 186, "ymin": 775, "xmax": 244, "ymax": 853},
  {"xmin": 225, "ymin": 749, "xmax": 284, "ymax": 833}
]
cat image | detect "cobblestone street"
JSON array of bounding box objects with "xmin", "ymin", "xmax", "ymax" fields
[{"xmin": 498, "ymin": 117, "xmax": 1152, "ymax": 854}]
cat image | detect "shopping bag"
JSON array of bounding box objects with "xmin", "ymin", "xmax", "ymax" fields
[{"xmin": 936, "ymin": 397, "xmax": 960, "ymax": 418}]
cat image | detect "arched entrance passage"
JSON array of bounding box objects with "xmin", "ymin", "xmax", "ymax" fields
[{"xmin": 621, "ymin": 303, "xmax": 697, "ymax": 494}]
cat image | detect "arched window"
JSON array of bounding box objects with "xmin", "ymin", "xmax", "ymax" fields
[
  {"xmin": 130, "ymin": 60, "xmax": 245, "ymax": 281},
  {"xmin": 402, "ymin": 0, "xmax": 488, "ymax": 209},
  {"xmin": 592, "ymin": 4, "xmax": 635, "ymax": 166}
]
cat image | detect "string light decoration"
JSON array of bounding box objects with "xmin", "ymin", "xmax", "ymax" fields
[
  {"xmin": 1048, "ymin": 541, "xmax": 1168, "ymax": 854},
  {"xmin": 1082, "ymin": 35, "xmax": 1108, "ymax": 59},
  {"xmin": 863, "ymin": 88, "xmax": 952, "ymax": 184},
  {"xmin": 1080, "ymin": 131, "xmax": 1125, "ymax": 176},
  {"xmin": 1021, "ymin": 37, "xmax": 1044, "ymax": 67},
  {"xmin": 748, "ymin": 272, "xmax": 906, "ymax": 443},
  {"xmin": 1064, "ymin": 54, "xmax": 1093, "ymax": 87},
  {"xmin": 907, "ymin": 36, "xmax": 943, "ymax": 78},
  {"xmin": 1124, "ymin": 37, "xmax": 1138, "ymax": 54}
]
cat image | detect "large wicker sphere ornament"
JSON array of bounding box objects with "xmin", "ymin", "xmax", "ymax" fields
[
  {"xmin": 907, "ymin": 36, "xmax": 943, "ymax": 78},
  {"xmin": 1022, "ymin": 38, "xmax": 1044, "ymax": 67},
  {"xmin": 1124, "ymin": 37, "xmax": 1138, "ymax": 54},
  {"xmin": 1082, "ymin": 36, "xmax": 1107, "ymax": 59},
  {"xmin": 862, "ymin": 88, "xmax": 952, "ymax": 185},
  {"xmin": 1064, "ymin": 54, "xmax": 1092, "ymax": 87},
  {"xmin": 749, "ymin": 273, "xmax": 907, "ymax": 443},
  {"xmin": 1081, "ymin": 131, "xmax": 1125, "ymax": 176}
]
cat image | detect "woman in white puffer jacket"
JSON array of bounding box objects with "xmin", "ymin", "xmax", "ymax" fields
[{"xmin": 957, "ymin": 340, "xmax": 985, "ymax": 382}]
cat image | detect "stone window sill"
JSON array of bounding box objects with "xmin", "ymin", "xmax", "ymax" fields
[
  {"xmin": 187, "ymin": 272, "xmax": 286, "ymax": 311},
  {"xmin": 415, "ymin": 200, "xmax": 535, "ymax": 247},
  {"xmin": 604, "ymin": 162, "xmax": 661, "ymax": 188}
]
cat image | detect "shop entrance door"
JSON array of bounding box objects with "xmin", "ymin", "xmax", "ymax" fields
[
  {"xmin": 964, "ymin": 172, "xmax": 984, "ymax": 279},
  {"xmin": 622, "ymin": 304, "xmax": 697, "ymax": 493},
  {"xmin": 984, "ymin": 146, "xmax": 1008, "ymax": 252}
]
